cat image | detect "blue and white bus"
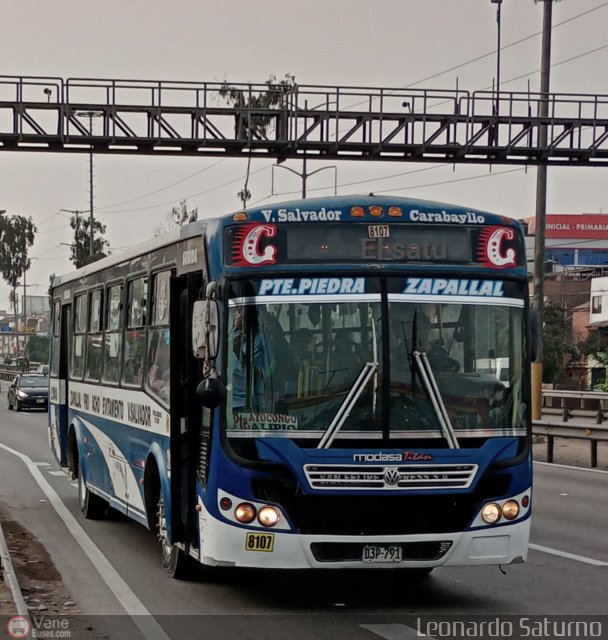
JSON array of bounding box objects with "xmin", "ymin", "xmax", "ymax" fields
[{"xmin": 49, "ymin": 195, "xmax": 533, "ymax": 577}]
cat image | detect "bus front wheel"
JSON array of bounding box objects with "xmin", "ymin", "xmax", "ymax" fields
[{"xmin": 157, "ymin": 494, "xmax": 192, "ymax": 579}]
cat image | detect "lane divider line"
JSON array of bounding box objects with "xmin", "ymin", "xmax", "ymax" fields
[
  {"xmin": 0, "ymin": 441, "xmax": 172, "ymax": 640},
  {"xmin": 534, "ymin": 461, "xmax": 608, "ymax": 475},
  {"xmin": 529, "ymin": 543, "xmax": 608, "ymax": 566}
]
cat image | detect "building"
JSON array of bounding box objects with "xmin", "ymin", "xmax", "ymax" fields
[{"xmin": 525, "ymin": 213, "xmax": 608, "ymax": 268}]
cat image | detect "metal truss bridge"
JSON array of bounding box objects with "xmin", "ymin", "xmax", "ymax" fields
[{"xmin": 2, "ymin": 75, "xmax": 608, "ymax": 166}]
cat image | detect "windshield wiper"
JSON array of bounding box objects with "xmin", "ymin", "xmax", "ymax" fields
[
  {"xmin": 318, "ymin": 311, "xmax": 379, "ymax": 449},
  {"xmin": 412, "ymin": 350, "xmax": 460, "ymax": 449},
  {"xmin": 317, "ymin": 360, "xmax": 378, "ymax": 449}
]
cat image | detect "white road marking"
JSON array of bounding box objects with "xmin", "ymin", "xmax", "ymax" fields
[
  {"xmin": 70, "ymin": 482, "xmax": 78, "ymax": 488},
  {"xmin": 47, "ymin": 470, "xmax": 67, "ymax": 476},
  {"xmin": 362, "ymin": 623, "xmax": 432, "ymax": 639},
  {"xmin": 534, "ymin": 461, "xmax": 608, "ymax": 475},
  {"xmin": 34, "ymin": 462, "xmax": 52, "ymax": 467},
  {"xmin": 0, "ymin": 442, "xmax": 171, "ymax": 640},
  {"xmin": 529, "ymin": 543, "xmax": 608, "ymax": 566}
]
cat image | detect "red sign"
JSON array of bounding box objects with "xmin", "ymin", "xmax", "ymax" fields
[{"xmin": 525, "ymin": 214, "xmax": 608, "ymax": 239}]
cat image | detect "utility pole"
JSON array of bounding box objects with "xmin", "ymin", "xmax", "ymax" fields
[
  {"xmin": 75, "ymin": 111, "xmax": 103, "ymax": 257},
  {"xmin": 532, "ymin": 0, "xmax": 554, "ymax": 419}
]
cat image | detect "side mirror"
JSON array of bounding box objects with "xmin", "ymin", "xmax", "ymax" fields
[
  {"xmin": 196, "ymin": 376, "xmax": 226, "ymax": 409},
  {"xmin": 192, "ymin": 299, "xmax": 219, "ymax": 360}
]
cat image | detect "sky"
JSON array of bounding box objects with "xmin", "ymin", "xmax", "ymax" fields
[{"xmin": 1, "ymin": 0, "xmax": 608, "ymax": 311}]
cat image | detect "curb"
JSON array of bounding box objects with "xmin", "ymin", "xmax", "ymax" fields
[{"xmin": 0, "ymin": 518, "xmax": 30, "ymax": 617}]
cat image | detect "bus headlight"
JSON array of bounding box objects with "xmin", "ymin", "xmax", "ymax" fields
[
  {"xmin": 257, "ymin": 505, "xmax": 280, "ymax": 528},
  {"xmin": 481, "ymin": 502, "xmax": 502, "ymax": 524},
  {"xmin": 502, "ymin": 500, "xmax": 520, "ymax": 520},
  {"xmin": 234, "ymin": 502, "xmax": 256, "ymax": 524}
]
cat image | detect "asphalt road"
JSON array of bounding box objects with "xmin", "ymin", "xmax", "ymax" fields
[{"xmin": 0, "ymin": 405, "xmax": 607, "ymax": 640}]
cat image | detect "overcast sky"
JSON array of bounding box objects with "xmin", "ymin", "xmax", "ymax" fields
[{"xmin": 1, "ymin": 0, "xmax": 608, "ymax": 310}]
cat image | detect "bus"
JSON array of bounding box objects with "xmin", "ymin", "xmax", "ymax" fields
[{"xmin": 48, "ymin": 195, "xmax": 533, "ymax": 578}]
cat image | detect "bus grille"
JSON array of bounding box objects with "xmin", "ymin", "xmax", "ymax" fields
[
  {"xmin": 310, "ymin": 541, "xmax": 453, "ymax": 563},
  {"xmin": 304, "ymin": 464, "xmax": 477, "ymax": 490}
]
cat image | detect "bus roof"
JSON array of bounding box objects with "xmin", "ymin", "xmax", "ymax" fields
[{"xmin": 51, "ymin": 195, "xmax": 522, "ymax": 288}]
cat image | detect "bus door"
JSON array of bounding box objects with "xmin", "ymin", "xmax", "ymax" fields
[
  {"xmin": 169, "ymin": 271, "xmax": 204, "ymax": 547},
  {"xmin": 50, "ymin": 302, "xmax": 71, "ymax": 467}
]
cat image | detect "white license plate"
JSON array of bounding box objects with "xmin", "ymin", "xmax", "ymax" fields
[
  {"xmin": 36, "ymin": 399, "xmax": 45, "ymax": 404},
  {"xmin": 362, "ymin": 545, "xmax": 402, "ymax": 563}
]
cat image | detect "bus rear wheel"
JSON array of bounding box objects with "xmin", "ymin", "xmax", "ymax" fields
[
  {"xmin": 78, "ymin": 471, "xmax": 106, "ymax": 519},
  {"xmin": 156, "ymin": 494, "xmax": 192, "ymax": 579}
]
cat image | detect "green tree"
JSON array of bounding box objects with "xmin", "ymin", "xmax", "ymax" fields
[
  {"xmin": 219, "ymin": 74, "xmax": 296, "ymax": 141},
  {"xmin": 220, "ymin": 74, "xmax": 296, "ymax": 207},
  {"xmin": 0, "ymin": 213, "xmax": 37, "ymax": 358},
  {"xmin": 581, "ymin": 329, "xmax": 608, "ymax": 390},
  {"xmin": 26, "ymin": 334, "xmax": 50, "ymax": 364},
  {"xmin": 154, "ymin": 200, "xmax": 198, "ymax": 237},
  {"xmin": 69, "ymin": 212, "xmax": 109, "ymax": 268},
  {"xmin": 542, "ymin": 303, "xmax": 571, "ymax": 385}
]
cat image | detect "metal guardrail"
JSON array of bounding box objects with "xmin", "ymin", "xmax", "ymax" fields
[
  {"xmin": 541, "ymin": 389, "xmax": 608, "ymax": 424},
  {"xmin": 533, "ymin": 419, "xmax": 608, "ymax": 468}
]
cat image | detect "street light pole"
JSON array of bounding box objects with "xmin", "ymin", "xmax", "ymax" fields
[
  {"xmin": 272, "ymin": 159, "xmax": 338, "ymax": 199},
  {"xmin": 491, "ymin": 0, "xmax": 503, "ymax": 118}
]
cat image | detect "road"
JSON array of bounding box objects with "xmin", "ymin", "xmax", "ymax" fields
[{"xmin": 0, "ymin": 406, "xmax": 607, "ymax": 640}]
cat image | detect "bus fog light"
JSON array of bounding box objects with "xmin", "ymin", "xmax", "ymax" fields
[
  {"xmin": 502, "ymin": 500, "xmax": 519, "ymax": 520},
  {"xmin": 234, "ymin": 502, "xmax": 256, "ymax": 524},
  {"xmin": 481, "ymin": 503, "xmax": 502, "ymax": 524},
  {"xmin": 258, "ymin": 506, "xmax": 280, "ymax": 528}
]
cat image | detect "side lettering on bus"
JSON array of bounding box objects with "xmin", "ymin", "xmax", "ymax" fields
[
  {"xmin": 259, "ymin": 277, "xmax": 365, "ymax": 296},
  {"xmin": 261, "ymin": 207, "xmax": 343, "ymax": 223},
  {"xmin": 403, "ymin": 278, "xmax": 505, "ymax": 297},
  {"xmin": 409, "ymin": 209, "xmax": 485, "ymax": 224}
]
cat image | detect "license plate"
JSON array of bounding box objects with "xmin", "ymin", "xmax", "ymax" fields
[
  {"xmin": 36, "ymin": 399, "xmax": 45, "ymax": 404},
  {"xmin": 362, "ymin": 545, "xmax": 402, "ymax": 563},
  {"xmin": 245, "ymin": 532, "xmax": 274, "ymax": 552},
  {"xmin": 368, "ymin": 225, "xmax": 390, "ymax": 238}
]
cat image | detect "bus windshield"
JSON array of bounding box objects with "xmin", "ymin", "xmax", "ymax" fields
[{"xmin": 225, "ymin": 277, "xmax": 526, "ymax": 447}]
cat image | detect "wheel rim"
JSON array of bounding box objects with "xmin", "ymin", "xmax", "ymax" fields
[
  {"xmin": 79, "ymin": 474, "xmax": 86, "ymax": 506},
  {"xmin": 157, "ymin": 496, "xmax": 173, "ymax": 557}
]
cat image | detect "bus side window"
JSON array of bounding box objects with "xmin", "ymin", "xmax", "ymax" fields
[
  {"xmin": 85, "ymin": 289, "xmax": 103, "ymax": 382},
  {"xmin": 146, "ymin": 271, "xmax": 171, "ymax": 405},
  {"xmin": 71, "ymin": 293, "xmax": 87, "ymax": 380},
  {"xmin": 102, "ymin": 283, "xmax": 123, "ymax": 384},
  {"xmin": 123, "ymin": 276, "xmax": 148, "ymax": 387}
]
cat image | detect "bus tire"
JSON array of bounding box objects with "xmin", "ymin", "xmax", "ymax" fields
[
  {"xmin": 157, "ymin": 493, "xmax": 192, "ymax": 579},
  {"xmin": 78, "ymin": 471, "xmax": 106, "ymax": 519}
]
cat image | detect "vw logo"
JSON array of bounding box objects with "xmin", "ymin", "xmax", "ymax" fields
[{"xmin": 383, "ymin": 467, "xmax": 401, "ymax": 486}]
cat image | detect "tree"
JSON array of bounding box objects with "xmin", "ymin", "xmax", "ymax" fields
[
  {"xmin": 154, "ymin": 200, "xmax": 198, "ymax": 237},
  {"xmin": 69, "ymin": 212, "xmax": 109, "ymax": 268},
  {"xmin": 219, "ymin": 74, "xmax": 296, "ymax": 141},
  {"xmin": 0, "ymin": 213, "xmax": 37, "ymax": 357},
  {"xmin": 220, "ymin": 74, "xmax": 296, "ymax": 207},
  {"xmin": 26, "ymin": 334, "xmax": 50, "ymax": 364},
  {"xmin": 581, "ymin": 329, "xmax": 608, "ymax": 391},
  {"xmin": 542, "ymin": 303, "xmax": 571, "ymax": 385}
]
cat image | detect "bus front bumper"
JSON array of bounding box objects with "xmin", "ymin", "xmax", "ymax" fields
[{"xmin": 198, "ymin": 509, "xmax": 530, "ymax": 570}]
